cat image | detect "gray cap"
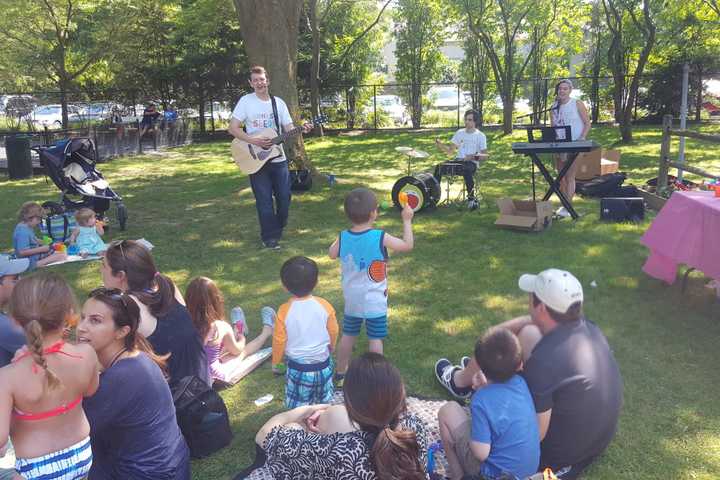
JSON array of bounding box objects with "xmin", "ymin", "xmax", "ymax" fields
[{"xmin": 0, "ymin": 256, "xmax": 30, "ymax": 277}]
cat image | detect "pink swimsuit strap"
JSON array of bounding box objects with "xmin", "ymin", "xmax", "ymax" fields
[
  {"xmin": 13, "ymin": 395, "xmax": 83, "ymax": 421},
  {"xmin": 11, "ymin": 340, "xmax": 85, "ymax": 421}
]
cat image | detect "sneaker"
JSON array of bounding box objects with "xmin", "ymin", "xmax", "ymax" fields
[
  {"xmin": 555, "ymin": 206, "xmax": 571, "ymax": 218},
  {"xmin": 272, "ymin": 363, "xmax": 286, "ymax": 376},
  {"xmin": 263, "ymin": 239, "xmax": 280, "ymax": 250},
  {"xmin": 467, "ymin": 198, "xmax": 479, "ymax": 210},
  {"xmin": 434, "ymin": 358, "xmax": 471, "ymax": 400},
  {"xmin": 260, "ymin": 306, "xmax": 276, "ymax": 329},
  {"xmin": 460, "ymin": 356, "xmax": 471, "ymax": 370}
]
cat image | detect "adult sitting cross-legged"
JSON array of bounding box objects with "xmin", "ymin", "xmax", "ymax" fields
[
  {"xmin": 79, "ymin": 287, "xmax": 191, "ymax": 479},
  {"xmin": 101, "ymin": 240, "xmax": 209, "ymax": 386},
  {"xmin": 434, "ymin": 269, "xmax": 623, "ymax": 479},
  {"xmin": 250, "ymin": 352, "xmax": 429, "ymax": 480}
]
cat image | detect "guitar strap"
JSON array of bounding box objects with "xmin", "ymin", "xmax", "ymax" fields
[
  {"xmin": 267, "ymin": 94, "xmax": 286, "ymax": 163},
  {"xmin": 270, "ymin": 95, "xmax": 282, "ymax": 137}
]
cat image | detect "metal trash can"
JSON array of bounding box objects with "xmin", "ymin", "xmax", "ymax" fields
[{"xmin": 5, "ymin": 135, "xmax": 33, "ymax": 179}]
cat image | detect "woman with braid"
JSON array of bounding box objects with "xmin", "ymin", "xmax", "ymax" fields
[{"xmin": 0, "ymin": 273, "xmax": 99, "ymax": 480}]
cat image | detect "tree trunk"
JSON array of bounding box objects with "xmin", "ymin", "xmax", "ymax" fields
[
  {"xmin": 620, "ymin": 109, "xmax": 633, "ymax": 142},
  {"xmin": 695, "ymin": 68, "xmax": 703, "ymax": 122},
  {"xmin": 411, "ymin": 82, "xmax": 422, "ymax": 128},
  {"xmin": 233, "ymin": 0, "xmax": 312, "ymax": 169},
  {"xmin": 308, "ymin": 0, "xmax": 323, "ymax": 136},
  {"xmin": 60, "ymin": 79, "xmax": 69, "ymax": 130}
]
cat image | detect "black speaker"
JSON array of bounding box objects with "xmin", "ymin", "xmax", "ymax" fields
[{"xmin": 600, "ymin": 197, "xmax": 645, "ymax": 222}]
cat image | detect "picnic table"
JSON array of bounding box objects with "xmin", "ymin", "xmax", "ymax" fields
[{"xmin": 641, "ymin": 190, "xmax": 720, "ymax": 286}]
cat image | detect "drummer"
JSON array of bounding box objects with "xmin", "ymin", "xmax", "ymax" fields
[{"xmin": 434, "ymin": 109, "xmax": 489, "ymax": 210}]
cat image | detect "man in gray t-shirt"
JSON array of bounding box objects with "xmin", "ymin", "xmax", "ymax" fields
[
  {"xmin": 0, "ymin": 256, "xmax": 29, "ymax": 368},
  {"xmin": 435, "ymin": 269, "xmax": 623, "ymax": 479}
]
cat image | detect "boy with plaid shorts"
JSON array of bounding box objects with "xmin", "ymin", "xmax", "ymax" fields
[
  {"xmin": 272, "ymin": 256, "xmax": 339, "ymax": 408},
  {"xmin": 329, "ymin": 187, "xmax": 414, "ymax": 387}
]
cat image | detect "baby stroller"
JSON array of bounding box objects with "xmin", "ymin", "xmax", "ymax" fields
[{"xmin": 32, "ymin": 138, "xmax": 128, "ymax": 230}]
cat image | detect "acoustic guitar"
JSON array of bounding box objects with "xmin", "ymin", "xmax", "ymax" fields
[{"xmin": 231, "ymin": 115, "xmax": 328, "ymax": 174}]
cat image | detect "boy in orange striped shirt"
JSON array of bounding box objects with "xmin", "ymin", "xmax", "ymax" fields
[{"xmin": 272, "ymin": 256, "xmax": 338, "ymax": 408}]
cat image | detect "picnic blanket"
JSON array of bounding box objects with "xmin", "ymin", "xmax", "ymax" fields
[{"xmin": 243, "ymin": 392, "xmax": 451, "ymax": 479}]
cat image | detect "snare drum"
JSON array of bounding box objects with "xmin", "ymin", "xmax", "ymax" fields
[
  {"xmin": 437, "ymin": 161, "xmax": 466, "ymax": 176},
  {"xmin": 391, "ymin": 172, "xmax": 441, "ymax": 212}
]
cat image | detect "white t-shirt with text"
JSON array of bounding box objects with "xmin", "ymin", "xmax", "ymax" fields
[{"xmin": 232, "ymin": 93, "xmax": 293, "ymax": 162}]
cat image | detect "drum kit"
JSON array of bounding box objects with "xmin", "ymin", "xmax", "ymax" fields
[{"xmin": 392, "ymin": 146, "xmax": 441, "ymax": 212}]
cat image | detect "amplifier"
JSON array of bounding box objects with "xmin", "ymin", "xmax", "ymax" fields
[{"xmin": 600, "ymin": 197, "xmax": 644, "ymax": 222}]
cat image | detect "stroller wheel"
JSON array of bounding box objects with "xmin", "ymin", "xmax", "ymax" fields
[{"xmin": 117, "ymin": 202, "xmax": 128, "ymax": 231}]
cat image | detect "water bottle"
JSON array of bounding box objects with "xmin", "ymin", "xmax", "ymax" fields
[
  {"xmin": 327, "ymin": 174, "xmax": 336, "ymax": 187},
  {"xmin": 230, "ymin": 307, "xmax": 246, "ymax": 338}
]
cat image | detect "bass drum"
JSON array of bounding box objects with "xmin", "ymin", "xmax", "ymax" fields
[{"xmin": 391, "ymin": 172, "xmax": 440, "ymax": 212}]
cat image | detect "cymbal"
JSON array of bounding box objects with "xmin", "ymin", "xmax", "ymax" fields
[
  {"xmin": 407, "ymin": 149, "xmax": 429, "ymax": 158},
  {"xmin": 395, "ymin": 146, "xmax": 413, "ymax": 153}
]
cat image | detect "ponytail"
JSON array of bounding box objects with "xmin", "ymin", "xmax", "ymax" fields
[
  {"xmin": 25, "ymin": 319, "xmax": 61, "ymax": 390},
  {"xmin": 105, "ymin": 240, "xmax": 177, "ymax": 317},
  {"xmin": 371, "ymin": 425, "xmax": 425, "ymax": 480},
  {"xmin": 135, "ymin": 333, "xmax": 169, "ymax": 377}
]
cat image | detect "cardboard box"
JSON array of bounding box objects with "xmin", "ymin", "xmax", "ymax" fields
[
  {"xmin": 495, "ymin": 198, "xmax": 553, "ymax": 232},
  {"xmin": 575, "ymin": 148, "xmax": 620, "ymax": 180}
]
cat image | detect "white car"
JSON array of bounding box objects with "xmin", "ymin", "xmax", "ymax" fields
[
  {"xmin": 428, "ymin": 86, "xmax": 472, "ymax": 111},
  {"xmin": 82, "ymin": 102, "xmax": 123, "ymax": 121},
  {"xmin": 374, "ymin": 95, "xmax": 409, "ymax": 125},
  {"xmin": 31, "ymin": 104, "xmax": 82, "ymax": 128}
]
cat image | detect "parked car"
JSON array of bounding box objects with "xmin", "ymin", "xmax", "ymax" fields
[
  {"xmin": 374, "ymin": 95, "xmax": 409, "ymax": 125},
  {"xmin": 427, "ymin": 86, "xmax": 472, "ymax": 111},
  {"xmin": 81, "ymin": 102, "xmax": 123, "ymax": 122},
  {"xmin": 31, "ymin": 104, "xmax": 83, "ymax": 128},
  {"xmin": 320, "ymin": 92, "xmax": 344, "ymax": 108},
  {"xmin": 203, "ymin": 101, "xmax": 231, "ymax": 121}
]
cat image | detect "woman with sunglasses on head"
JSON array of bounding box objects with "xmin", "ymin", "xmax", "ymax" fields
[
  {"xmin": 101, "ymin": 240, "xmax": 209, "ymax": 385},
  {"xmin": 254, "ymin": 352, "xmax": 428, "ymax": 480},
  {"xmin": 79, "ymin": 287, "xmax": 191, "ymax": 479},
  {"xmin": 0, "ymin": 273, "xmax": 99, "ymax": 480}
]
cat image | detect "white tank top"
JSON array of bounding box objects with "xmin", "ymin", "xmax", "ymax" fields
[{"xmin": 552, "ymin": 98, "xmax": 584, "ymax": 141}]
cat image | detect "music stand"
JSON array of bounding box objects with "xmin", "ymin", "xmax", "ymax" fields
[{"xmin": 524, "ymin": 126, "xmax": 579, "ymax": 220}]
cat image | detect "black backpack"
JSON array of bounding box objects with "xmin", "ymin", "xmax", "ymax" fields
[
  {"xmin": 172, "ymin": 375, "xmax": 233, "ymax": 458},
  {"xmin": 576, "ymin": 172, "xmax": 627, "ymax": 198}
]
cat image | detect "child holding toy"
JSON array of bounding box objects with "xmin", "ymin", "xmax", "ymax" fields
[
  {"xmin": 68, "ymin": 208, "xmax": 107, "ymax": 257},
  {"xmin": 12, "ymin": 202, "xmax": 67, "ymax": 268},
  {"xmin": 328, "ymin": 187, "xmax": 414, "ymax": 387},
  {"xmin": 185, "ymin": 276, "xmax": 274, "ymax": 385}
]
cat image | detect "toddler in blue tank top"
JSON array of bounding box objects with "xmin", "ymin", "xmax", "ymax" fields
[{"xmin": 328, "ymin": 187, "xmax": 414, "ymax": 386}]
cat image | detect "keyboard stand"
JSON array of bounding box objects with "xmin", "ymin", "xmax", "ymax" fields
[{"xmin": 528, "ymin": 152, "xmax": 580, "ymax": 220}]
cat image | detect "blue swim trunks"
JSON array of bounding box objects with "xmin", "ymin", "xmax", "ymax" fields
[{"xmin": 342, "ymin": 314, "xmax": 388, "ymax": 340}]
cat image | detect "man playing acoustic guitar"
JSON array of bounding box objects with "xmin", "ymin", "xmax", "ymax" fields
[{"xmin": 229, "ymin": 65, "xmax": 312, "ymax": 250}]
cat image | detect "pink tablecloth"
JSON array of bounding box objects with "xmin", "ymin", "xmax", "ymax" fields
[{"xmin": 641, "ymin": 191, "xmax": 720, "ymax": 284}]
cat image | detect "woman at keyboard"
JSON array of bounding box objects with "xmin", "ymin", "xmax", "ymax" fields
[{"xmin": 550, "ymin": 79, "xmax": 591, "ymax": 217}]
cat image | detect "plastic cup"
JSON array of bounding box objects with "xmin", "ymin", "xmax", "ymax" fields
[{"xmin": 398, "ymin": 191, "xmax": 408, "ymax": 206}]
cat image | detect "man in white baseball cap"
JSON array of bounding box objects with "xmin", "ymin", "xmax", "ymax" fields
[
  {"xmin": 435, "ymin": 268, "xmax": 623, "ymax": 479},
  {"xmin": 0, "ymin": 256, "xmax": 30, "ymax": 368}
]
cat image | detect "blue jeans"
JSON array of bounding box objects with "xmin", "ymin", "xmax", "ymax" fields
[{"xmin": 249, "ymin": 160, "xmax": 291, "ymax": 242}]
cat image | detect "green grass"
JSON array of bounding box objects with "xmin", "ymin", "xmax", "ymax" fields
[{"xmin": 1, "ymin": 124, "xmax": 719, "ymax": 479}]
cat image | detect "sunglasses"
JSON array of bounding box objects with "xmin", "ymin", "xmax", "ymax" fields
[{"xmin": 89, "ymin": 287, "xmax": 130, "ymax": 310}]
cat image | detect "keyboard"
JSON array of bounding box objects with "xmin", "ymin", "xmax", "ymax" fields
[{"xmin": 511, "ymin": 140, "xmax": 600, "ymax": 155}]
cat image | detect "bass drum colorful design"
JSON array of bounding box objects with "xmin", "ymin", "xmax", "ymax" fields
[{"xmin": 391, "ymin": 172, "xmax": 440, "ymax": 212}]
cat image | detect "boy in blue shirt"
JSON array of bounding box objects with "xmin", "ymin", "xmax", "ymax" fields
[
  {"xmin": 13, "ymin": 202, "xmax": 66, "ymax": 269},
  {"xmin": 328, "ymin": 188, "xmax": 414, "ymax": 387},
  {"xmin": 437, "ymin": 327, "xmax": 540, "ymax": 480}
]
